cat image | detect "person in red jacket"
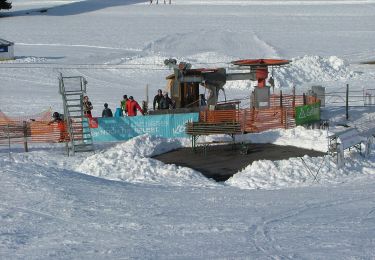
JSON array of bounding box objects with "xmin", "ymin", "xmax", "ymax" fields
[{"xmin": 126, "ymin": 96, "xmax": 144, "ymax": 116}]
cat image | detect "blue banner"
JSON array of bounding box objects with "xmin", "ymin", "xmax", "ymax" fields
[{"xmin": 91, "ymin": 113, "xmax": 199, "ymax": 142}]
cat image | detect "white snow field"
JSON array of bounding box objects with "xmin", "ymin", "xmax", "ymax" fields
[{"xmin": 1, "ymin": 0, "xmax": 375, "ymax": 258}]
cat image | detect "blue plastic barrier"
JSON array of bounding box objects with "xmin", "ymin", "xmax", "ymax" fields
[{"xmin": 91, "ymin": 113, "xmax": 199, "ymax": 142}]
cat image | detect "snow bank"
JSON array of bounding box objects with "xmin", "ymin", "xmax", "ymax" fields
[
  {"xmin": 226, "ymin": 151, "xmax": 375, "ymax": 190},
  {"xmin": 200, "ymin": 126, "xmax": 328, "ymax": 152},
  {"xmin": 226, "ymin": 127, "xmax": 375, "ymax": 190},
  {"xmin": 240, "ymin": 126, "xmax": 329, "ymax": 152},
  {"xmin": 75, "ymin": 135, "xmax": 216, "ymax": 187},
  {"xmin": 274, "ymin": 55, "xmax": 358, "ymax": 88},
  {"xmin": 191, "ymin": 55, "xmax": 359, "ymax": 91}
]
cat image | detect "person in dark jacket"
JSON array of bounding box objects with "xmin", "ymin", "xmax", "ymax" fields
[
  {"xmin": 48, "ymin": 112, "xmax": 66, "ymax": 142},
  {"xmin": 102, "ymin": 103, "xmax": 113, "ymax": 118},
  {"xmin": 153, "ymin": 89, "xmax": 163, "ymax": 110},
  {"xmin": 126, "ymin": 96, "xmax": 144, "ymax": 116},
  {"xmin": 83, "ymin": 95, "xmax": 93, "ymax": 118},
  {"xmin": 160, "ymin": 92, "xmax": 173, "ymax": 109}
]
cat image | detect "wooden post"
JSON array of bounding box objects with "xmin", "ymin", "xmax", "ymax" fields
[
  {"xmin": 346, "ymin": 84, "xmax": 349, "ymax": 120},
  {"xmin": 292, "ymin": 86, "xmax": 296, "ymax": 109},
  {"xmin": 242, "ymin": 109, "xmax": 246, "ymax": 132},
  {"xmin": 303, "ymin": 93, "xmax": 306, "ymax": 105},
  {"xmin": 146, "ymin": 84, "xmax": 149, "ymax": 106},
  {"xmin": 7, "ymin": 124, "xmax": 11, "ymax": 160},
  {"xmin": 284, "ymin": 109, "xmax": 288, "ymax": 129},
  {"xmin": 279, "ymin": 90, "xmax": 283, "ymax": 107},
  {"xmin": 23, "ymin": 121, "xmax": 29, "ymax": 152},
  {"xmin": 251, "ymin": 107, "xmax": 255, "ymax": 131}
]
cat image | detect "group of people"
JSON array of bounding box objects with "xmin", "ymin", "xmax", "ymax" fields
[
  {"xmin": 81, "ymin": 94, "xmax": 144, "ymax": 118},
  {"xmin": 80, "ymin": 89, "xmax": 177, "ymax": 119},
  {"xmin": 119, "ymin": 95, "xmax": 144, "ymax": 117},
  {"xmin": 150, "ymin": 0, "xmax": 171, "ymax": 4},
  {"xmin": 153, "ymin": 89, "xmax": 175, "ymax": 110}
]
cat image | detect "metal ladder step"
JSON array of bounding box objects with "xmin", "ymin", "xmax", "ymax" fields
[
  {"xmin": 71, "ymin": 131, "xmax": 91, "ymax": 135},
  {"xmin": 73, "ymin": 144, "xmax": 94, "ymax": 152},
  {"xmin": 65, "ymin": 93, "xmax": 83, "ymax": 96}
]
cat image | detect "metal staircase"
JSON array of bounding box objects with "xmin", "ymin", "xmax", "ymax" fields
[{"xmin": 58, "ymin": 73, "xmax": 94, "ymax": 156}]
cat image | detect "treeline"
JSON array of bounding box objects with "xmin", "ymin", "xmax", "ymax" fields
[{"xmin": 0, "ymin": 0, "xmax": 12, "ymax": 10}]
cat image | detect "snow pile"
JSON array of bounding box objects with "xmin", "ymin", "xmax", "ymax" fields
[
  {"xmin": 75, "ymin": 135, "xmax": 216, "ymax": 187},
  {"xmin": 274, "ymin": 55, "xmax": 358, "ymax": 88},
  {"xmin": 226, "ymin": 151, "xmax": 375, "ymax": 190},
  {"xmin": 203, "ymin": 126, "xmax": 328, "ymax": 152},
  {"xmin": 197, "ymin": 55, "xmax": 359, "ymax": 91},
  {"xmin": 226, "ymin": 127, "xmax": 375, "ymax": 190},
  {"xmin": 240, "ymin": 126, "xmax": 329, "ymax": 152}
]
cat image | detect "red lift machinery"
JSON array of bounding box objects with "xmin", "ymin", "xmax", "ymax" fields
[{"xmin": 161, "ymin": 58, "xmax": 290, "ymax": 113}]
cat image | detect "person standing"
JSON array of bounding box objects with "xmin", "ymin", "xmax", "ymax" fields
[
  {"xmin": 126, "ymin": 96, "xmax": 144, "ymax": 116},
  {"xmin": 83, "ymin": 95, "xmax": 93, "ymax": 118},
  {"xmin": 48, "ymin": 112, "xmax": 66, "ymax": 142},
  {"xmin": 120, "ymin": 94, "xmax": 128, "ymax": 116},
  {"xmin": 160, "ymin": 92, "xmax": 173, "ymax": 109},
  {"xmin": 153, "ymin": 89, "xmax": 163, "ymax": 110},
  {"xmin": 102, "ymin": 103, "xmax": 113, "ymax": 118}
]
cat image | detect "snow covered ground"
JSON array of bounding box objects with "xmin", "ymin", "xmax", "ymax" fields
[{"xmin": 1, "ymin": 0, "xmax": 375, "ymax": 258}]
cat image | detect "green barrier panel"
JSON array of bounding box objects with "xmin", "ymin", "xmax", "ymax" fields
[{"xmin": 295, "ymin": 102, "xmax": 320, "ymax": 125}]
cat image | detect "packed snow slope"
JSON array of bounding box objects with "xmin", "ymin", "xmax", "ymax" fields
[
  {"xmin": 1, "ymin": 134, "xmax": 375, "ymax": 259},
  {"xmin": 1, "ymin": 0, "xmax": 375, "ymax": 115},
  {"xmin": 2, "ymin": 121, "xmax": 374, "ymax": 258}
]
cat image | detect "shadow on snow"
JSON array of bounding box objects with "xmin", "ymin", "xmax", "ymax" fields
[{"xmin": 1, "ymin": 0, "xmax": 147, "ymax": 17}]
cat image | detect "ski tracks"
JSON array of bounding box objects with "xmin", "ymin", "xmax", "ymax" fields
[{"xmin": 246, "ymin": 195, "xmax": 373, "ymax": 258}]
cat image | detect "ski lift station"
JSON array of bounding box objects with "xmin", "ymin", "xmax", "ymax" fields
[{"xmin": 0, "ymin": 38, "xmax": 14, "ymax": 61}]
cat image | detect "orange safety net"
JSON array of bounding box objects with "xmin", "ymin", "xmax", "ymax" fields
[
  {"xmin": 269, "ymin": 94, "xmax": 319, "ymax": 108},
  {"xmin": 0, "ymin": 109, "xmax": 69, "ymax": 145},
  {"xmin": 199, "ymin": 107, "xmax": 296, "ymax": 133}
]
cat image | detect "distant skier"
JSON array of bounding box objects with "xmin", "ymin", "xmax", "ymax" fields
[
  {"xmin": 126, "ymin": 96, "xmax": 144, "ymax": 116},
  {"xmin": 102, "ymin": 103, "xmax": 113, "ymax": 118}
]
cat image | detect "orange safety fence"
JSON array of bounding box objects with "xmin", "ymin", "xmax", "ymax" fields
[
  {"xmin": 0, "ymin": 109, "xmax": 70, "ymax": 145},
  {"xmin": 199, "ymin": 109, "xmax": 240, "ymax": 123},
  {"xmin": 1, "ymin": 96, "xmax": 320, "ymax": 146},
  {"xmin": 269, "ymin": 94, "xmax": 319, "ymax": 108},
  {"xmin": 199, "ymin": 106, "xmax": 296, "ymax": 133}
]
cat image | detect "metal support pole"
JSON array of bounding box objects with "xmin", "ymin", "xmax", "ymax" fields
[
  {"xmin": 346, "ymin": 84, "xmax": 349, "ymax": 120},
  {"xmin": 23, "ymin": 121, "xmax": 29, "ymax": 152}
]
